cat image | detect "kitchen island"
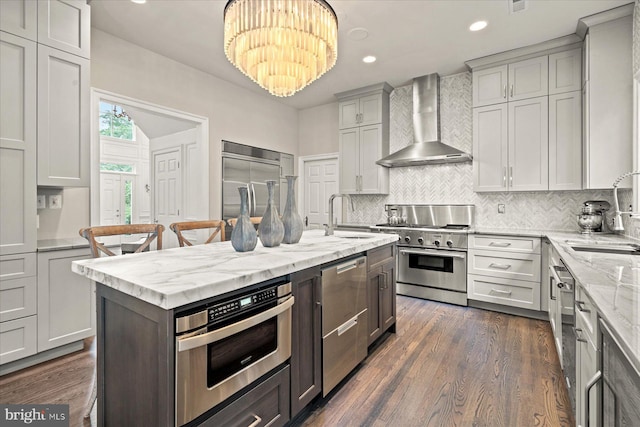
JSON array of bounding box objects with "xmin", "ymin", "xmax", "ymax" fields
[{"xmin": 72, "ymin": 230, "xmax": 398, "ymax": 427}]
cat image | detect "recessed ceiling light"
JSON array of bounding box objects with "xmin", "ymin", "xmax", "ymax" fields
[
  {"xmin": 348, "ymin": 27, "xmax": 369, "ymax": 41},
  {"xmin": 363, "ymin": 56, "xmax": 376, "ymax": 64},
  {"xmin": 469, "ymin": 20, "xmax": 488, "ymax": 32},
  {"xmin": 131, "ymin": 0, "xmax": 147, "ymax": 4}
]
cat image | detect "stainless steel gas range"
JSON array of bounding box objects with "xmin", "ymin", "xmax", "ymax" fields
[{"xmin": 371, "ymin": 204, "xmax": 475, "ymax": 306}]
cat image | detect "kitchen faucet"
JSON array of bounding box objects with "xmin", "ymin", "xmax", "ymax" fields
[
  {"xmin": 612, "ymin": 170, "xmax": 640, "ymax": 231},
  {"xmin": 324, "ymin": 194, "xmax": 354, "ymax": 236}
]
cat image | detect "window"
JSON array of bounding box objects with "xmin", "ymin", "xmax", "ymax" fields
[
  {"xmin": 100, "ymin": 162, "xmax": 134, "ymax": 173},
  {"xmin": 100, "ymin": 101, "xmax": 135, "ymax": 140}
]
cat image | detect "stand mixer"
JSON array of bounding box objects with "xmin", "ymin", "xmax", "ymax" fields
[{"xmin": 577, "ymin": 200, "xmax": 611, "ymax": 234}]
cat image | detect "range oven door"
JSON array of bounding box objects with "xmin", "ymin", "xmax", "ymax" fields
[
  {"xmin": 175, "ymin": 295, "xmax": 294, "ymax": 426},
  {"xmin": 397, "ymin": 246, "xmax": 467, "ymax": 292}
]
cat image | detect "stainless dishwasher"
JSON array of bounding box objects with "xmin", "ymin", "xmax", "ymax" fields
[{"xmin": 321, "ymin": 256, "xmax": 368, "ymax": 396}]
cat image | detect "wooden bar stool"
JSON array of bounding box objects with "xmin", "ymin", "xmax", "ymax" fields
[
  {"xmin": 169, "ymin": 220, "xmax": 226, "ymax": 247},
  {"xmin": 226, "ymin": 217, "xmax": 262, "ymax": 228},
  {"xmin": 78, "ymin": 223, "xmax": 164, "ymax": 419}
]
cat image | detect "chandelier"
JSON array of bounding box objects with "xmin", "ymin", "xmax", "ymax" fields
[{"xmin": 223, "ymin": 0, "xmax": 338, "ymax": 97}]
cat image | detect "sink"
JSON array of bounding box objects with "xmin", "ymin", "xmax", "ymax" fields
[{"xmin": 568, "ymin": 241, "xmax": 640, "ymax": 256}]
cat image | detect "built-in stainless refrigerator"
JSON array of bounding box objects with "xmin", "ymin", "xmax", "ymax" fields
[{"xmin": 222, "ymin": 141, "xmax": 281, "ymax": 237}]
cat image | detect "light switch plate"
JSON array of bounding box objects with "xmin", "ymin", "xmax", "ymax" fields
[
  {"xmin": 37, "ymin": 195, "xmax": 46, "ymax": 209},
  {"xmin": 49, "ymin": 195, "xmax": 62, "ymax": 209}
]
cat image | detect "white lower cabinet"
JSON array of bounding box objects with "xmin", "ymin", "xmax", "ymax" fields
[
  {"xmin": 37, "ymin": 248, "xmax": 94, "ymax": 351},
  {"xmin": 575, "ymin": 288, "xmax": 599, "ymax": 427},
  {"xmin": 0, "ymin": 315, "xmax": 37, "ymax": 364},
  {"xmin": 467, "ymin": 234, "xmax": 542, "ymax": 311}
]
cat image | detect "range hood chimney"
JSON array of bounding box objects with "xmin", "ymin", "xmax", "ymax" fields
[{"xmin": 376, "ymin": 73, "xmax": 472, "ymax": 167}]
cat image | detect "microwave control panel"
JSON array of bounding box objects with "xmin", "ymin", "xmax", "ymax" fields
[{"xmin": 208, "ymin": 287, "xmax": 277, "ymax": 322}]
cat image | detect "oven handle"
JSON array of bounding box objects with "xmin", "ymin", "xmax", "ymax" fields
[
  {"xmin": 176, "ymin": 296, "xmax": 294, "ymax": 352},
  {"xmin": 399, "ymin": 248, "xmax": 466, "ymax": 259}
]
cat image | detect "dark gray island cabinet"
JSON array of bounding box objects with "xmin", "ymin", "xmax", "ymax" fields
[{"xmin": 72, "ymin": 230, "xmax": 397, "ymax": 427}]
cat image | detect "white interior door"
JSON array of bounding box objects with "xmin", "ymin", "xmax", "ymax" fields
[
  {"xmin": 100, "ymin": 172, "xmax": 121, "ymax": 225},
  {"xmin": 303, "ymin": 157, "xmax": 339, "ymax": 227},
  {"xmin": 152, "ymin": 147, "xmax": 182, "ymax": 248}
]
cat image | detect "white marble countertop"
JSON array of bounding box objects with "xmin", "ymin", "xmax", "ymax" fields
[
  {"xmin": 72, "ymin": 230, "xmax": 398, "ymax": 310},
  {"xmin": 542, "ymin": 232, "xmax": 640, "ymax": 371}
]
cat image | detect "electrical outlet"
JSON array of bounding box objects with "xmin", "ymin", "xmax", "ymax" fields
[
  {"xmin": 498, "ymin": 204, "xmax": 506, "ymax": 214},
  {"xmin": 37, "ymin": 195, "xmax": 46, "ymax": 209},
  {"xmin": 49, "ymin": 194, "xmax": 62, "ymax": 209}
]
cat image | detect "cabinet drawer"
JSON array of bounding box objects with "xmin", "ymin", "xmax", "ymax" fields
[
  {"xmin": 468, "ymin": 250, "xmax": 541, "ymax": 282},
  {"xmin": 0, "ymin": 253, "xmax": 37, "ymax": 281},
  {"xmin": 367, "ymin": 244, "xmax": 394, "ymax": 269},
  {"xmin": 469, "ymin": 235, "xmax": 540, "ymax": 254},
  {"xmin": 0, "ymin": 315, "xmax": 37, "ymax": 365},
  {"xmin": 202, "ymin": 365, "xmax": 290, "ymax": 427},
  {"xmin": 468, "ymin": 274, "xmax": 540, "ymax": 310},
  {"xmin": 0, "ymin": 277, "xmax": 37, "ymax": 322},
  {"xmin": 576, "ymin": 285, "xmax": 597, "ymax": 344}
]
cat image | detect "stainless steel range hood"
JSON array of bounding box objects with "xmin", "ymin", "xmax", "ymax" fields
[{"xmin": 376, "ymin": 73, "xmax": 472, "ymax": 167}]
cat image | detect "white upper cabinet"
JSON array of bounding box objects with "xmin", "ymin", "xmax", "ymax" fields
[
  {"xmin": 473, "ymin": 104, "xmax": 508, "ymax": 191},
  {"xmin": 472, "ymin": 56, "xmax": 548, "ymax": 107},
  {"xmin": 507, "ymin": 56, "xmax": 548, "ymax": 102},
  {"xmin": 549, "ymin": 91, "xmax": 582, "ymax": 190},
  {"xmin": 472, "ymin": 66, "xmax": 508, "ymax": 108},
  {"xmin": 582, "ymin": 14, "xmax": 632, "ymax": 189},
  {"xmin": 0, "ymin": 0, "xmax": 38, "ymax": 41},
  {"xmin": 549, "ymin": 48, "xmax": 582, "ymax": 95},
  {"xmin": 38, "ymin": 0, "xmax": 90, "ymax": 58},
  {"xmin": 336, "ymin": 83, "xmax": 391, "ymax": 194},
  {"xmin": 37, "ymin": 44, "xmax": 90, "ymax": 187},
  {"xmin": 338, "ymin": 93, "xmax": 385, "ymax": 129},
  {"xmin": 0, "ymin": 32, "xmax": 37, "ymax": 255}
]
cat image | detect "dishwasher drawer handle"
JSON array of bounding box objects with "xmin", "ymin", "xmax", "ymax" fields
[
  {"xmin": 177, "ymin": 296, "xmax": 294, "ymax": 352},
  {"xmin": 489, "ymin": 242, "xmax": 511, "ymax": 247},
  {"xmin": 247, "ymin": 414, "xmax": 262, "ymax": 427},
  {"xmin": 489, "ymin": 263, "xmax": 511, "ymax": 270},
  {"xmin": 335, "ymin": 259, "xmax": 362, "ymax": 274},
  {"xmin": 337, "ymin": 317, "xmax": 358, "ymax": 336}
]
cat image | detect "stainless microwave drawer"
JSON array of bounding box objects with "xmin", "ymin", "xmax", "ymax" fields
[{"xmin": 322, "ymin": 309, "xmax": 367, "ymax": 397}]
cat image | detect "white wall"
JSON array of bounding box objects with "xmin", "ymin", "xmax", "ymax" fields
[
  {"xmin": 91, "ymin": 29, "xmax": 300, "ymax": 220},
  {"xmin": 298, "ymin": 102, "xmax": 339, "ymax": 157}
]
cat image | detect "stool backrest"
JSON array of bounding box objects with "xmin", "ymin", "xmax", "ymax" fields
[
  {"xmin": 169, "ymin": 220, "xmax": 226, "ymax": 247},
  {"xmin": 79, "ymin": 224, "xmax": 165, "ymax": 258}
]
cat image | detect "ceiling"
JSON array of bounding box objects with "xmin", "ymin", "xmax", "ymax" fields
[
  {"xmin": 91, "ymin": 0, "xmax": 632, "ymax": 110},
  {"xmin": 124, "ymin": 105, "xmax": 198, "ymax": 139}
]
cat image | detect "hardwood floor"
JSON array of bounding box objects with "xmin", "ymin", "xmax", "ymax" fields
[
  {"xmin": 297, "ymin": 296, "xmax": 574, "ymax": 427},
  {"xmin": 0, "ymin": 296, "xmax": 573, "ymax": 427}
]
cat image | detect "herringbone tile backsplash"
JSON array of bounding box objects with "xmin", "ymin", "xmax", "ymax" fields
[{"xmin": 346, "ymin": 72, "xmax": 634, "ymax": 235}]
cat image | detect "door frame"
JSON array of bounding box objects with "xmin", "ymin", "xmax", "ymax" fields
[
  {"xmin": 90, "ymin": 88, "xmax": 209, "ymax": 226},
  {"xmin": 298, "ymin": 152, "xmax": 339, "ymax": 224}
]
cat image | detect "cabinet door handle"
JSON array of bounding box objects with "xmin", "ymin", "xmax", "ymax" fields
[
  {"xmin": 509, "ymin": 167, "xmax": 513, "ymax": 185},
  {"xmin": 585, "ymin": 370, "xmax": 602, "ymax": 427},
  {"xmin": 576, "ymin": 300, "xmax": 591, "ymax": 313},
  {"xmin": 489, "ymin": 263, "xmax": 511, "ymax": 270},
  {"xmin": 488, "ymin": 242, "xmax": 511, "ymax": 247},
  {"xmin": 503, "ymin": 167, "xmax": 507, "ymax": 187},
  {"xmin": 574, "ymin": 327, "xmax": 588, "ymax": 343},
  {"xmin": 490, "ymin": 288, "xmax": 512, "ymax": 296},
  {"xmin": 510, "ymin": 84, "xmax": 514, "ymax": 97},
  {"xmin": 503, "ymin": 85, "xmax": 507, "ymax": 99}
]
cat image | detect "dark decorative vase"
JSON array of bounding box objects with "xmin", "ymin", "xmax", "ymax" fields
[
  {"xmin": 282, "ymin": 176, "xmax": 303, "ymax": 244},
  {"xmin": 258, "ymin": 180, "xmax": 284, "ymax": 247},
  {"xmin": 230, "ymin": 186, "xmax": 258, "ymax": 252}
]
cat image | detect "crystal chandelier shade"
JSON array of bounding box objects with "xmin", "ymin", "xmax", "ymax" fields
[{"xmin": 223, "ymin": 0, "xmax": 338, "ymax": 97}]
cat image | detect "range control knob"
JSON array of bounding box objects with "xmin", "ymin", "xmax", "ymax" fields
[
  {"xmin": 446, "ymin": 240, "xmax": 453, "ymax": 248},
  {"xmin": 417, "ymin": 237, "xmax": 424, "ymax": 245},
  {"xmin": 404, "ymin": 236, "xmax": 411, "ymax": 244},
  {"xmin": 434, "ymin": 240, "xmax": 441, "ymax": 247}
]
